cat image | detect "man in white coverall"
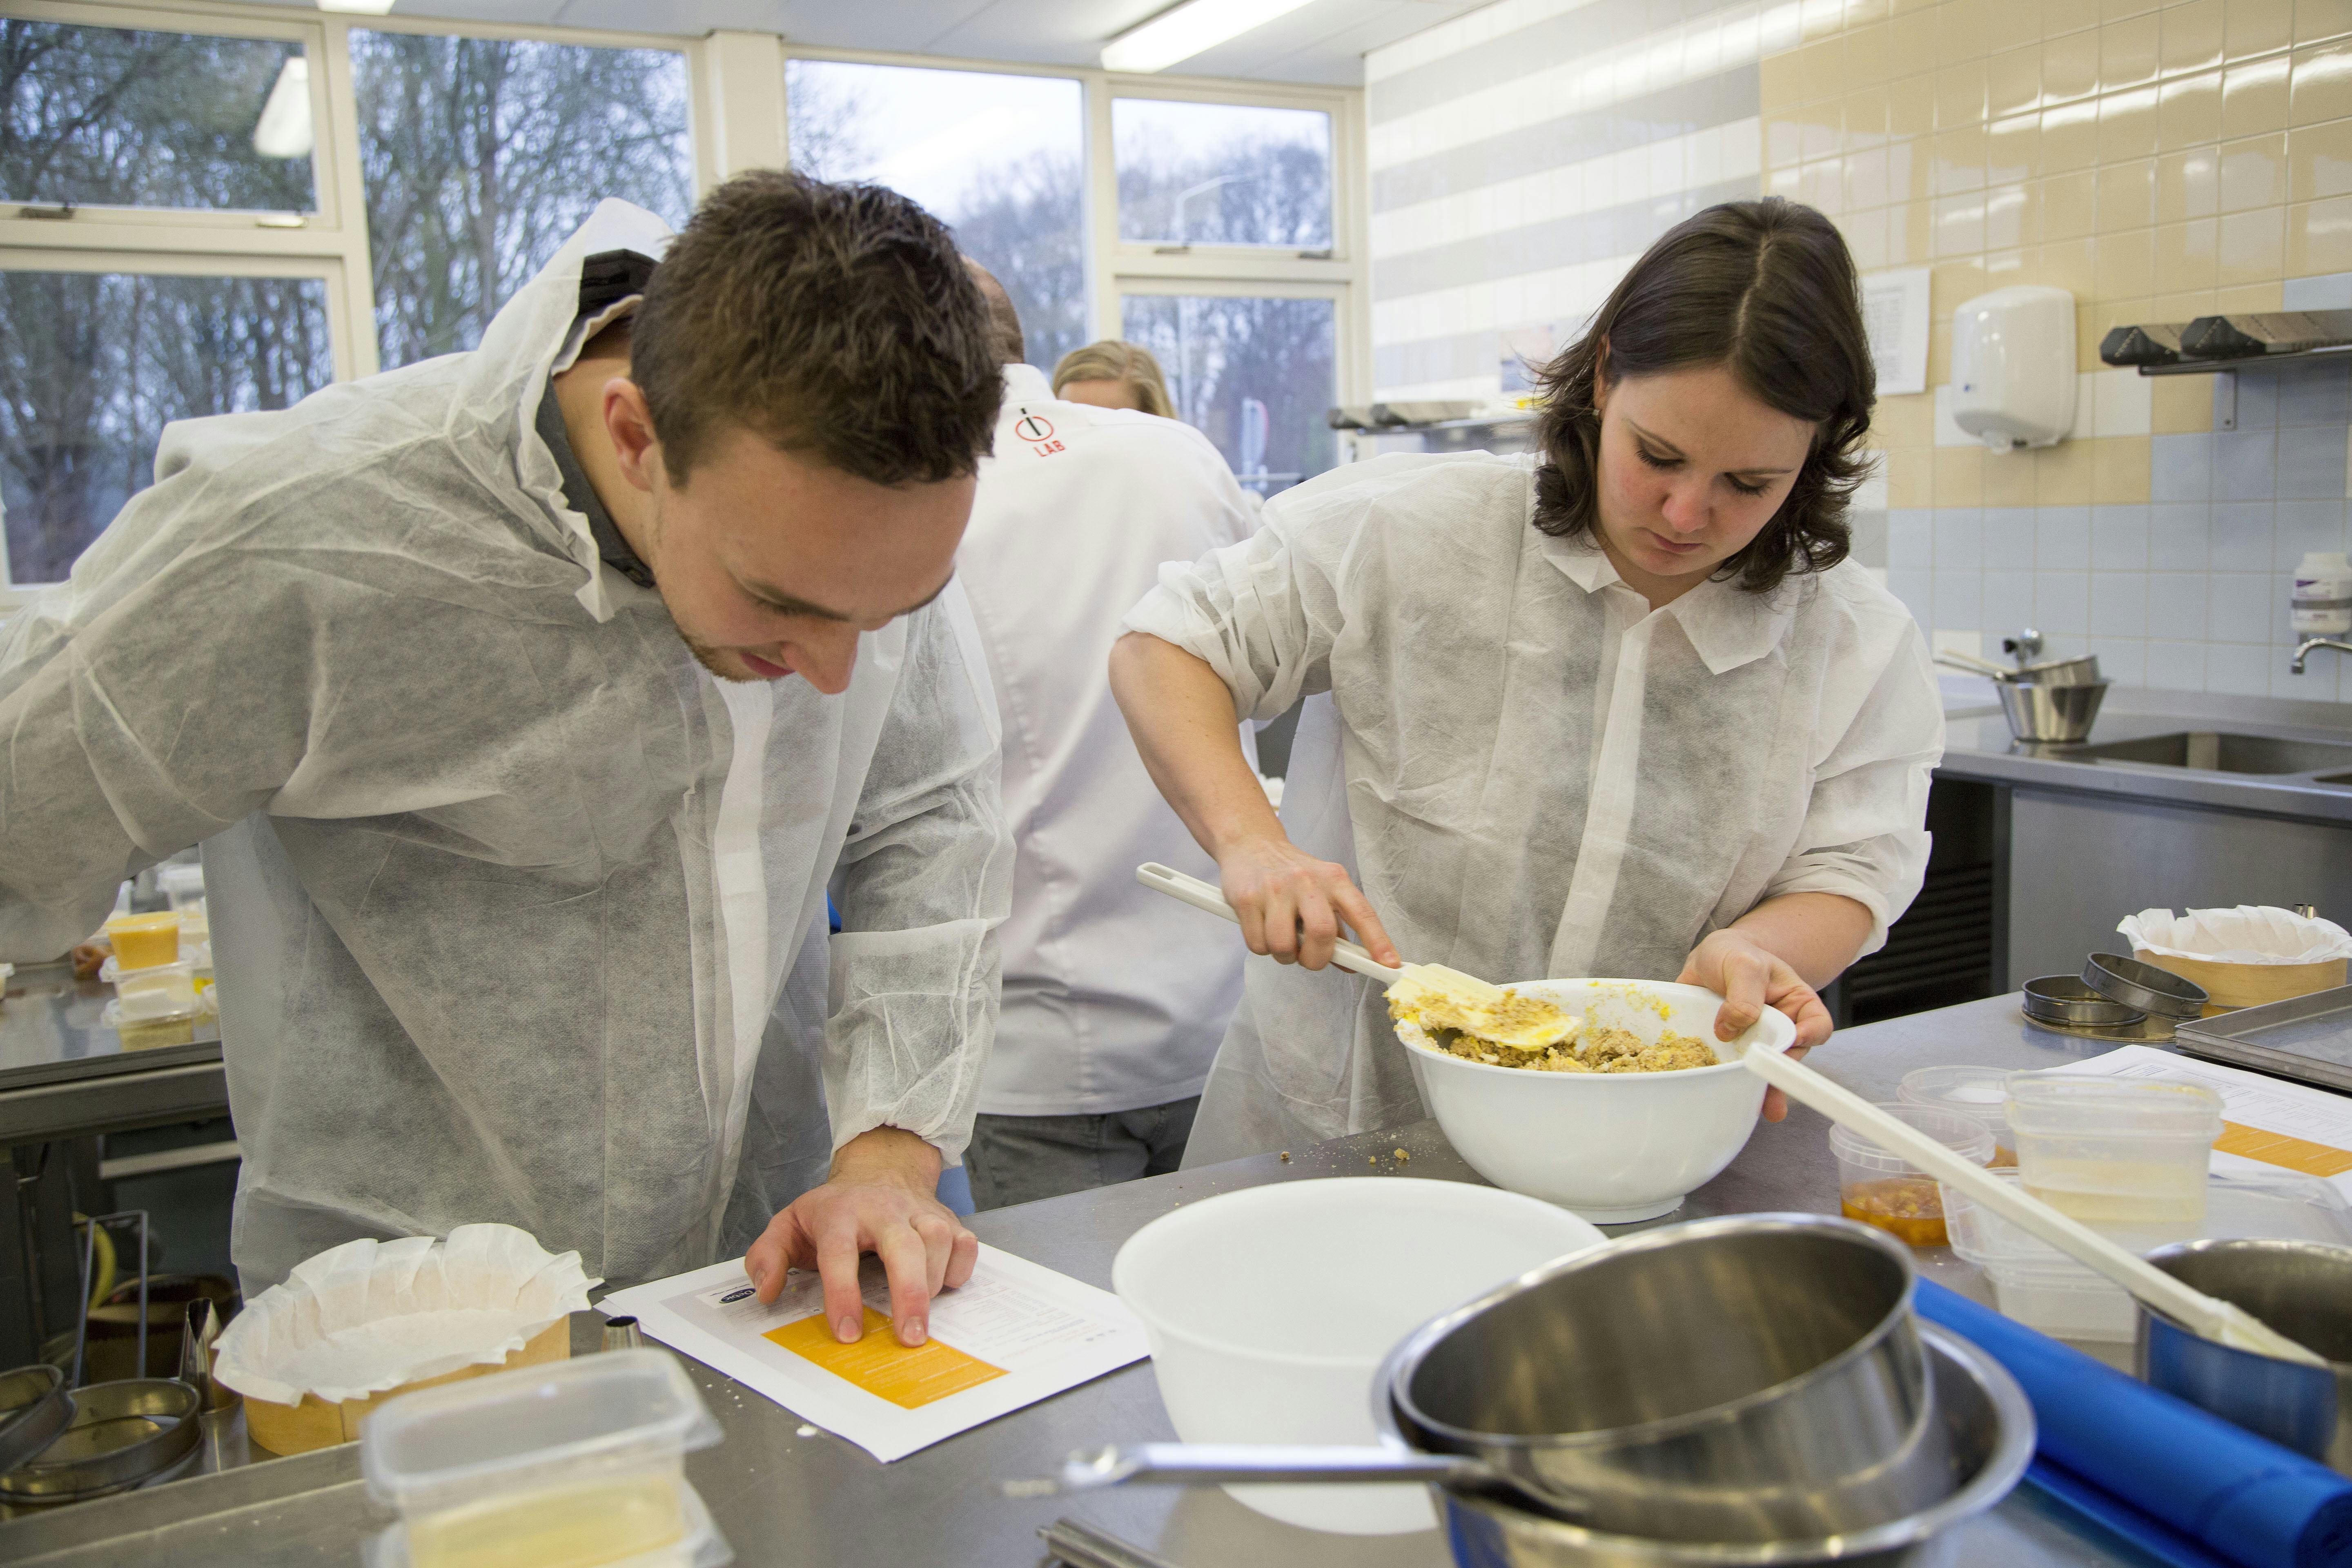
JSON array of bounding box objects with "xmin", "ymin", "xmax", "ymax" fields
[
  {"xmin": 951, "ymin": 270, "xmax": 1255, "ymax": 1208},
  {"xmin": 0, "ymin": 174, "xmax": 1011, "ymax": 1349}
]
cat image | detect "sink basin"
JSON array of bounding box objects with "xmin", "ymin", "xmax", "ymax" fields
[{"xmin": 2065, "ymin": 731, "xmax": 2352, "ymax": 774}]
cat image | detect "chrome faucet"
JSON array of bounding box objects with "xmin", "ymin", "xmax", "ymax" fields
[{"xmin": 2291, "ymin": 637, "xmax": 2352, "ymax": 675}]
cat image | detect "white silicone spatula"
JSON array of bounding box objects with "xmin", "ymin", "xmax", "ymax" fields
[
  {"xmin": 1741, "ymin": 1045, "xmax": 2328, "ymax": 1367},
  {"xmin": 1136, "ymin": 862, "xmax": 1501, "ymax": 999}
]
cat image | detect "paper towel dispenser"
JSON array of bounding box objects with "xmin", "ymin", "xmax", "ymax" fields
[{"xmin": 1950, "ymin": 285, "xmax": 2076, "ymax": 452}]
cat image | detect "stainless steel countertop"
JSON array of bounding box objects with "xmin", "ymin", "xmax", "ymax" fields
[
  {"xmin": 0, "ymin": 993, "xmax": 2191, "ymax": 1568},
  {"xmin": 0, "ymin": 962, "xmax": 225, "ymax": 1144},
  {"xmin": 1935, "ymin": 683, "xmax": 2352, "ymax": 822}
]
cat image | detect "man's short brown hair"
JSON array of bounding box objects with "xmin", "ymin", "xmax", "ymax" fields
[{"xmin": 631, "ymin": 171, "xmax": 1000, "ymax": 487}]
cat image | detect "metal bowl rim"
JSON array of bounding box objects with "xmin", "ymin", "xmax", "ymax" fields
[
  {"xmin": 0, "ymin": 1377, "xmax": 203, "ymax": 1499},
  {"xmin": 1429, "ymin": 1321, "xmax": 2038, "ymax": 1563},
  {"xmin": 2020, "ymin": 977, "xmax": 2146, "ymax": 1025},
  {"xmin": 0, "ymin": 1365, "xmax": 75, "ymax": 1476},
  {"xmin": 2081, "ymin": 953, "xmax": 2207, "ymax": 1018},
  {"xmin": 1384, "ymin": 1213, "xmax": 1921, "ymax": 1457},
  {"xmin": 2138, "ymin": 1237, "xmax": 2352, "ymax": 1372}
]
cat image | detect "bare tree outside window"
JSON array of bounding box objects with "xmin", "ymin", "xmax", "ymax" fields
[
  {"xmin": 0, "ymin": 22, "xmax": 330, "ymax": 584},
  {"xmin": 786, "ymin": 60, "xmax": 1087, "ymax": 376},
  {"xmin": 351, "ymin": 31, "xmax": 693, "ymax": 369},
  {"xmin": 1123, "ymin": 295, "xmax": 1335, "ymax": 499}
]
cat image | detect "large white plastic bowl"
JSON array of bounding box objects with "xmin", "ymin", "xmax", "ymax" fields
[
  {"xmin": 1400, "ymin": 978, "xmax": 1798, "ymax": 1223},
  {"xmin": 1112, "ymin": 1178, "xmax": 1604, "ymax": 1535}
]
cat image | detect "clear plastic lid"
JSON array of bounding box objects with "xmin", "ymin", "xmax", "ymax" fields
[
  {"xmin": 366, "ymin": 1471, "xmax": 733, "ymax": 1568},
  {"xmin": 2004, "ymin": 1073, "xmax": 2224, "ymax": 1138},
  {"xmin": 1897, "ymin": 1066, "xmax": 2013, "ymax": 1128},
  {"xmin": 1944, "ymin": 1167, "xmax": 2352, "ymax": 1278},
  {"xmin": 1829, "ymin": 1104, "xmax": 1996, "ymax": 1175},
  {"xmin": 361, "ymin": 1348, "xmax": 721, "ymax": 1516}
]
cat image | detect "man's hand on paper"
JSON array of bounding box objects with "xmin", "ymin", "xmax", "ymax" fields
[{"xmin": 744, "ymin": 1126, "xmax": 978, "ymax": 1348}]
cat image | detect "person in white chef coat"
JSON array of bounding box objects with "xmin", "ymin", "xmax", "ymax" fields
[
  {"xmin": 1110, "ymin": 197, "xmax": 1945, "ymax": 1166},
  {"xmin": 951, "ymin": 267, "xmax": 1257, "ymax": 1208},
  {"xmin": 0, "ymin": 173, "xmax": 1012, "ymax": 1350}
]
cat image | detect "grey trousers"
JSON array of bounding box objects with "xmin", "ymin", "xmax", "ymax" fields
[{"xmin": 964, "ymin": 1097, "xmax": 1201, "ymax": 1212}]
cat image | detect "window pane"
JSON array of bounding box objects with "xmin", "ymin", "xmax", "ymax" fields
[
  {"xmin": 0, "ymin": 21, "xmax": 316, "ymax": 213},
  {"xmin": 788, "ymin": 61, "xmax": 1086, "ymax": 376},
  {"xmin": 0, "ymin": 272, "xmax": 332, "ymax": 584},
  {"xmin": 1113, "ymin": 100, "xmax": 1331, "ymax": 249},
  {"xmin": 352, "ymin": 33, "xmax": 693, "ymax": 369},
  {"xmin": 1120, "ymin": 295, "xmax": 1336, "ymax": 496}
]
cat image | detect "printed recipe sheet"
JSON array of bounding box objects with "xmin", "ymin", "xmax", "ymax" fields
[{"xmin": 599, "ymin": 1244, "xmax": 1149, "ymax": 1461}]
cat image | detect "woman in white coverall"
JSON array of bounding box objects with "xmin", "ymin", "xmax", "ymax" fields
[{"xmin": 1111, "ymin": 198, "xmax": 1944, "ymax": 1166}]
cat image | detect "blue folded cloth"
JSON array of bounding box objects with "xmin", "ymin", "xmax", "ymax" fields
[{"xmin": 1916, "ymin": 1278, "xmax": 2352, "ymax": 1568}]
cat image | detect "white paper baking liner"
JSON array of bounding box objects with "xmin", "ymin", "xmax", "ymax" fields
[
  {"xmin": 2118, "ymin": 905, "xmax": 2352, "ymax": 966},
  {"xmin": 214, "ymin": 1224, "xmax": 600, "ymax": 1405}
]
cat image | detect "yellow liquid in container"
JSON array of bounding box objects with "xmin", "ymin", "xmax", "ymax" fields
[
  {"xmin": 2022, "ymin": 1160, "xmax": 2207, "ymax": 1225},
  {"xmin": 403, "ymin": 1473, "xmax": 687, "ymax": 1568},
  {"xmin": 104, "ymin": 913, "xmax": 180, "ymax": 970}
]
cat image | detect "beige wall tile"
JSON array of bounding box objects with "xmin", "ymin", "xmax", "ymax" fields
[
  {"xmin": 1798, "ymin": 37, "xmax": 1845, "ymax": 103},
  {"xmin": 2220, "ymin": 131, "xmax": 2288, "ymax": 210},
  {"xmin": 2102, "ymin": 0, "xmax": 2157, "ymax": 18},
  {"xmin": 1936, "ymin": 445, "xmax": 1985, "ymax": 505},
  {"xmin": 1847, "ymin": 22, "xmax": 1893, "ymax": 84},
  {"xmin": 1936, "ymin": 190, "xmax": 1990, "ymax": 251},
  {"xmin": 2162, "ymin": 0, "xmax": 2226, "ymax": 77},
  {"xmin": 1933, "ymin": 254, "xmax": 1993, "ymax": 307},
  {"xmin": 2289, "ymin": 192, "xmax": 2352, "ymax": 269},
  {"xmin": 2157, "ymin": 145, "xmax": 2221, "ymax": 220},
  {"xmin": 1988, "ymin": 180, "xmax": 2040, "ymax": 246},
  {"xmin": 2096, "ymin": 155, "xmax": 2157, "ymax": 228},
  {"xmin": 2223, "ymin": 56, "xmax": 2294, "ymax": 138},
  {"xmin": 2218, "ymin": 204, "xmax": 2287, "ymax": 282},
  {"xmin": 1890, "ymin": 76, "xmax": 1937, "ymax": 139},
  {"xmin": 1889, "ymin": 137, "xmax": 1933, "ymax": 200},
  {"xmin": 1891, "ymin": 7, "xmax": 1940, "ymax": 76},
  {"xmin": 1769, "ymin": 162, "xmax": 1806, "ymax": 199},
  {"xmin": 1984, "ymin": 445, "xmax": 2042, "ymax": 503},
  {"xmin": 2291, "ymin": 40, "xmax": 2352, "ymax": 124},
  {"xmin": 1985, "ymin": 0, "xmax": 2043, "ymax": 40},
  {"xmin": 1804, "ymin": 100, "xmax": 1843, "ymax": 161},
  {"xmin": 2290, "ymin": 116, "xmax": 2352, "ymax": 200},
  {"xmin": 1763, "ymin": 53, "xmax": 1804, "ymax": 113},
  {"xmin": 2154, "ymin": 217, "xmax": 2220, "ymax": 290},
  {"xmin": 2045, "ymin": 168, "xmax": 2100, "ymax": 236},
  {"xmin": 1935, "ymin": 125, "xmax": 1989, "ymax": 191},
  {"xmin": 2036, "ymin": 437, "xmax": 2095, "ymax": 502},
  {"xmin": 2045, "ymin": 0, "xmax": 2103, "ymax": 38},
  {"xmin": 1987, "ymin": 242, "xmax": 2035, "ymax": 278},
  {"xmin": 1939, "ymin": 0, "xmax": 1992, "ymax": 61},
  {"xmin": 1844, "ymin": 204, "xmax": 1893, "ymax": 267},
  {"xmin": 1807, "ymin": 0, "xmax": 1851, "ymax": 39},
  {"xmin": 1802, "ymin": 160, "xmax": 1846, "ymax": 211},
  {"xmin": 2158, "ymin": 70, "xmax": 2224, "ymax": 149},
  {"xmin": 1768, "ymin": 116, "xmax": 1806, "ymax": 170},
  {"xmin": 1849, "ymin": 0, "xmax": 1894, "ymax": 18},
  {"xmin": 2099, "ymin": 83, "xmax": 2162, "ymax": 160},
  {"xmin": 1988, "ymin": 112, "xmax": 2040, "ymax": 183},
  {"xmin": 2094, "ymin": 435, "xmax": 2154, "ymax": 502},
  {"xmin": 1989, "ymin": 45, "xmax": 2042, "ymax": 118},
  {"xmin": 2075, "ymin": 301, "xmax": 2108, "ymax": 362},
  {"xmin": 2045, "ymin": 29, "xmax": 2103, "ymax": 101},
  {"xmin": 1876, "ymin": 392, "xmax": 1937, "ymax": 446},
  {"xmin": 1892, "ymin": 195, "xmax": 1937, "ymax": 262},
  {"xmin": 1848, "ymin": 142, "xmax": 1893, "ymax": 206},
  {"xmin": 1846, "ymin": 87, "xmax": 1892, "ymax": 147},
  {"xmin": 2043, "ymin": 99, "xmax": 2103, "ymax": 169},
  {"xmin": 2213, "ymin": 280, "xmax": 2285, "ymax": 311},
  {"xmin": 2229, "ymin": 0, "xmax": 2298, "ymax": 60},
  {"xmin": 2095, "ymin": 226, "xmax": 2157, "ymax": 294},
  {"xmin": 1938, "ymin": 60, "xmax": 1989, "ymax": 129},
  {"xmin": 2041, "ymin": 234, "xmax": 2100, "ymax": 293},
  {"xmin": 1886, "ymin": 448, "xmax": 1934, "ymax": 506},
  {"xmin": 2100, "ymin": 13, "xmax": 2162, "ymax": 89},
  {"xmin": 2151, "ymin": 372, "xmax": 2215, "ymax": 432},
  {"xmin": 2149, "ymin": 287, "xmax": 2218, "ymax": 323},
  {"xmin": 2298, "ymin": 0, "xmax": 2352, "ymax": 46}
]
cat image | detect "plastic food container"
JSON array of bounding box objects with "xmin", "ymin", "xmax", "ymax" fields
[
  {"xmin": 1831, "ymin": 1105, "xmax": 1996, "ymax": 1247},
  {"xmin": 360, "ymin": 1349, "xmax": 728, "ymax": 1568},
  {"xmin": 1898, "ymin": 1066, "xmax": 2017, "ymax": 1165},
  {"xmin": 1945, "ymin": 1168, "xmax": 2352, "ymax": 1343},
  {"xmin": 2004, "ymin": 1074, "xmax": 2224, "ymax": 1227},
  {"xmin": 103, "ymin": 912, "xmax": 180, "ymax": 970}
]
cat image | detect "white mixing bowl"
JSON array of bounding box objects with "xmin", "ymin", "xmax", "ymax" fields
[
  {"xmin": 1112, "ymin": 1178, "xmax": 1604, "ymax": 1535},
  {"xmin": 1399, "ymin": 978, "xmax": 1798, "ymax": 1223}
]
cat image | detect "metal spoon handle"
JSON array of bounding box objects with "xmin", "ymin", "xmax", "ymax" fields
[{"xmin": 1058, "ymin": 1441, "xmax": 1482, "ymax": 1490}]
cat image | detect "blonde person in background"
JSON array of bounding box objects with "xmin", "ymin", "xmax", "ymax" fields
[
  {"xmin": 1052, "ymin": 340, "xmax": 1176, "ymax": 418},
  {"xmin": 955, "ymin": 270, "xmax": 1258, "ymax": 1209}
]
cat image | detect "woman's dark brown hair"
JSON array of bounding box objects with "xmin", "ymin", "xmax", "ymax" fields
[{"xmin": 1530, "ymin": 197, "xmax": 1873, "ymax": 592}]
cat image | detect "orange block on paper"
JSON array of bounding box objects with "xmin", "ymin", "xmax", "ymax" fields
[
  {"xmin": 2216, "ymin": 1120, "xmax": 2352, "ymax": 1179},
  {"xmin": 764, "ymin": 1308, "xmax": 1008, "ymax": 1409}
]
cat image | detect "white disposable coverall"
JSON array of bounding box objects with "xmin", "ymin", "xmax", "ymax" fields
[
  {"xmin": 1122, "ymin": 452, "xmax": 1943, "ymax": 1166},
  {"xmin": 0, "ymin": 202, "xmax": 1011, "ymax": 1292},
  {"xmin": 955, "ymin": 365, "xmax": 1254, "ymax": 1116}
]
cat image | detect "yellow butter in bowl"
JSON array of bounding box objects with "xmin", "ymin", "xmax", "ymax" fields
[{"xmin": 104, "ymin": 912, "xmax": 180, "ymax": 971}]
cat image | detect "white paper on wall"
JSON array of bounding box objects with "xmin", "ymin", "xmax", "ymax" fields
[{"xmin": 1864, "ymin": 267, "xmax": 1932, "ymax": 397}]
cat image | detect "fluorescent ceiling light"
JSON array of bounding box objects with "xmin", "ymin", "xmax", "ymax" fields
[
  {"xmin": 1101, "ymin": 0, "xmax": 1318, "ymax": 73},
  {"xmin": 252, "ymin": 57, "xmax": 314, "ymax": 159},
  {"xmin": 317, "ymin": 0, "xmax": 399, "ymax": 13}
]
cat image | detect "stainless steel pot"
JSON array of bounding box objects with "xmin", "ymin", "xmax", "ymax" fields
[
  {"xmin": 2136, "ymin": 1238, "xmax": 2352, "ymax": 1475},
  {"xmin": 1424, "ymin": 1322, "xmax": 2035, "ymax": 1566},
  {"xmin": 1996, "ymin": 679, "xmax": 2107, "ymax": 743},
  {"xmin": 1384, "ymin": 1214, "xmax": 1952, "ymax": 1543}
]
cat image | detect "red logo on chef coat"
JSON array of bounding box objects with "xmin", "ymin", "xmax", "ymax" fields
[{"xmin": 1015, "ymin": 411, "xmax": 1065, "ymax": 454}]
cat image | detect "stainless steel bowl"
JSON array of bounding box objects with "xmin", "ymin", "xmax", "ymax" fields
[
  {"xmin": 2081, "ymin": 952, "xmax": 2207, "ymax": 1020},
  {"xmin": 2021, "ymin": 977, "xmax": 2145, "ymax": 1028},
  {"xmin": 2136, "ymin": 1238, "xmax": 2352, "ymax": 1476},
  {"xmin": 1427, "ymin": 1322, "xmax": 2035, "ymax": 1566},
  {"xmin": 1385, "ymin": 1214, "xmax": 1952, "ymax": 1543},
  {"xmin": 2011, "ymin": 653, "xmax": 2103, "ymax": 686},
  {"xmin": 1996, "ymin": 680, "xmax": 2107, "ymax": 743},
  {"xmin": 0, "ymin": 1365, "xmax": 74, "ymax": 1475},
  {"xmin": 0, "ymin": 1378, "xmax": 201, "ymax": 1502}
]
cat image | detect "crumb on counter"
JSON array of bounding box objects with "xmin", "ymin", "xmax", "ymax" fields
[
  {"xmin": 1393, "ymin": 1147, "xmax": 1409, "ymax": 1162},
  {"xmin": 1278, "ymin": 1151, "xmax": 1290, "ymax": 1163}
]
